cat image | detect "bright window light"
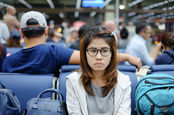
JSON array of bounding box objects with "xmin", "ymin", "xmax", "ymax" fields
[{"xmin": 119, "ymin": 4, "xmax": 125, "ymax": 9}]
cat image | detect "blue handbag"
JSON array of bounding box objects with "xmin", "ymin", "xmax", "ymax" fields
[
  {"xmin": 0, "ymin": 82, "xmax": 21, "ymax": 115},
  {"xmin": 26, "ymin": 88, "xmax": 66, "ymax": 115}
]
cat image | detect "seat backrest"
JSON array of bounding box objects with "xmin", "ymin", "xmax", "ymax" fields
[
  {"xmin": 58, "ymin": 72, "xmax": 72, "ymax": 101},
  {"xmin": 118, "ymin": 65, "xmax": 136, "ymax": 72},
  {"xmin": 0, "ymin": 73, "xmax": 54, "ymax": 114},
  {"xmin": 60, "ymin": 64, "xmax": 136, "ymax": 72},
  {"xmin": 149, "ymin": 65, "xmax": 174, "ymax": 76},
  {"xmin": 58, "ymin": 65, "xmax": 138, "ymax": 115},
  {"xmin": 122, "ymin": 71, "xmax": 138, "ymax": 115},
  {"xmin": 60, "ymin": 64, "xmax": 80, "ymax": 72}
]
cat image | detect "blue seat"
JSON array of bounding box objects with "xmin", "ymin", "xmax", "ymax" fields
[
  {"xmin": 118, "ymin": 65, "xmax": 136, "ymax": 72},
  {"xmin": 60, "ymin": 64, "xmax": 80, "ymax": 72},
  {"xmin": 58, "ymin": 72, "xmax": 72, "ymax": 101},
  {"xmin": 149, "ymin": 65, "xmax": 174, "ymax": 76},
  {"xmin": 60, "ymin": 64, "xmax": 136, "ymax": 72},
  {"xmin": 122, "ymin": 71, "xmax": 138, "ymax": 115},
  {"xmin": 58, "ymin": 65, "xmax": 137, "ymax": 115},
  {"xmin": 0, "ymin": 73, "xmax": 54, "ymax": 114}
]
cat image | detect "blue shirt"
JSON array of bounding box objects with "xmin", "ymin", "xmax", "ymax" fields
[
  {"xmin": 155, "ymin": 49, "xmax": 174, "ymax": 64},
  {"xmin": 2, "ymin": 44, "xmax": 73, "ymax": 74},
  {"xmin": 126, "ymin": 34, "xmax": 154, "ymax": 65}
]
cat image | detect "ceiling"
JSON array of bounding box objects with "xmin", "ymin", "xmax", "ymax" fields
[{"xmin": 0, "ymin": 0, "xmax": 174, "ymax": 24}]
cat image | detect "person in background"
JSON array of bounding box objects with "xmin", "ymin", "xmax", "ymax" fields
[
  {"xmin": 48, "ymin": 20, "xmax": 55, "ymax": 29},
  {"xmin": 118, "ymin": 27, "xmax": 129, "ymax": 49},
  {"xmin": 6, "ymin": 29, "xmax": 22, "ymax": 47},
  {"xmin": 0, "ymin": 43, "xmax": 7, "ymax": 71},
  {"xmin": 126, "ymin": 22, "xmax": 161, "ymax": 66},
  {"xmin": 2, "ymin": 11, "xmax": 142, "ymax": 74},
  {"xmin": 0, "ymin": 8, "xmax": 10, "ymax": 45},
  {"xmin": 118, "ymin": 22, "xmax": 125, "ymax": 31},
  {"xmin": 46, "ymin": 28, "xmax": 66, "ymax": 47},
  {"xmin": 46, "ymin": 28, "xmax": 55, "ymax": 42},
  {"xmin": 2, "ymin": 11, "xmax": 79, "ymax": 74},
  {"xmin": 69, "ymin": 24, "xmax": 90, "ymax": 50},
  {"xmin": 66, "ymin": 26, "xmax": 131, "ymax": 115},
  {"xmin": 155, "ymin": 33, "xmax": 174, "ymax": 64},
  {"xmin": 3, "ymin": 6, "xmax": 20, "ymax": 33},
  {"xmin": 103, "ymin": 21, "xmax": 121, "ymax": 41},
  {"xmin": 66, "ymin": 27, "xmax": 79, "ymax": 46}
]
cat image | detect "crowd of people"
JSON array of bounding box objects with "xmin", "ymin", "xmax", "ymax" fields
[{"xmin": 0, "ymin": 5, "xmax": 173, "ymax": 115}]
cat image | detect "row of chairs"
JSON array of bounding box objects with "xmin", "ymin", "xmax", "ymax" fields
[{"xmin": 0, "ymin": 64, "xmax": 174, "ymax": 114}]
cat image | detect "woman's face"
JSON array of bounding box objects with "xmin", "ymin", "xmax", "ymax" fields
[{"xmin": 86, "ymin": 38, "xmax": 112, "ymax": 72}]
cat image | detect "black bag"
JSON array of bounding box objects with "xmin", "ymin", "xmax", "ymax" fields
[
  {"xmin": 0, "ymin": 82, "xmax": 21, "ymax": 115},
  {"xmin": 26, "ymin": 88, "xmax": 66, "ymax": 115}
]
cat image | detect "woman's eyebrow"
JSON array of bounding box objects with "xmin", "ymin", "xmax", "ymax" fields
[{"xmin": 88, "ymin": 47, "xmax": 110, "ymax": 49}]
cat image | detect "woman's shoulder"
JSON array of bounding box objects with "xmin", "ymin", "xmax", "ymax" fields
[
  {"xmin": 66, "ymin": 71, "xmax": 81, "ymax": 82},
  {"xmin": 117, "ymin": 71, "xmax": 131, "ymax": 89}
]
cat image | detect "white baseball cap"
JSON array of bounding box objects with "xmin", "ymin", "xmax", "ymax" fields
[{"xmin": 20, "ymin": 11, "xmax": 47, "ymax": 29}]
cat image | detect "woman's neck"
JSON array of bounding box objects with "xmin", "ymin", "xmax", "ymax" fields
[{"xmin": 92, "ymin": 71, "xmax": 105, "ymax": 87}]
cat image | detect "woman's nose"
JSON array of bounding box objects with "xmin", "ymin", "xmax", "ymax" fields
[{"xmin": 96, "ymin": 51, "xmax": 102, "ymax": 59}]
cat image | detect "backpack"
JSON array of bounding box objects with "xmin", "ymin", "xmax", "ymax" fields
[
  {"xmin": 25, "ymin": 88, "xmax": 66, "ymax": 115},
  {"xmin": 135, "ymin": 73, "xmax": 174, "ymax": 115},
  {"xmin": 0, "ymin": 82, "xmax": 21, "ymax": 115}
]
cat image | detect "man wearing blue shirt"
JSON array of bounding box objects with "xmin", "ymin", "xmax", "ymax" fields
[
  {"xmin": 2, "ymin": 11, "xmax": 142, "ymax": 74},
  {"xmin": 126, "ymin": 22, "xmax": 161, "ymax": 66}
]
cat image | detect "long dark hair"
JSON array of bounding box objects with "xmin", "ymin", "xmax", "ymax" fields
[
  {"xmin": 0, "ymin": 43, "xmax": 5, "ymax": 60},
  {"xmin": 80, "ymin": 26, "xmax": 118, "ymax": 97},
  {"xmin": 161, "ymin": 32, "xmax": 174, "ymax": 50}
]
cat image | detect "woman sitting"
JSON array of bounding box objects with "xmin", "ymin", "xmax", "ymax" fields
[
  {"xmin": 66, "ymin": 26, "xmax": 131, "ymax": 115},
  {"xmin": 155, "ymin": 32, "xmax": 174, "ymax": 64}
]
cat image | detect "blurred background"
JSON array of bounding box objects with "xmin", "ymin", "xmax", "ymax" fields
[{"xmin": 0, "ymin": 0, "xmax": 173, "ymax": 47}]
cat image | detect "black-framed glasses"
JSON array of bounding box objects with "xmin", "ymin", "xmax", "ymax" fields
[{"xmin": 86, "ymin": 47, "xmax": 112, "ymax": 57}]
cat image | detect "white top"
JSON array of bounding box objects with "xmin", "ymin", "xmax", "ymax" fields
[
  {"xmin": 0, "ymin": 21, "xmax": 10, "ymax": 44},
  {"xmin": 66, "ymin": 71, "xmax": 131, "ymax": 115}
]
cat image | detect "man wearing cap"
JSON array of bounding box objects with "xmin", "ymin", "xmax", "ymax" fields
[{"xmin": 2, "ymin": 11, "xmax": 142, "ymax": 74}]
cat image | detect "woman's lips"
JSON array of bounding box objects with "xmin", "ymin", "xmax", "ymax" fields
[{"xmin": 94, "ymin": 63, "xmax": 104, "ymax": 66}]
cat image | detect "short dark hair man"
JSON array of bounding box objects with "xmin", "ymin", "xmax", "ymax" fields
[
  {"xmin": 126, "ymin": 22, "xmax": 161, "ymax": 65},
  {"xmin": 2, "ymin": 11, "xmax": 142, "ymax": 74}
]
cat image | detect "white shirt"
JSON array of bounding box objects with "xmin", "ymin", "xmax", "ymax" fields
[
  {"xmin": 0, "ymin": 21, "xmax": 10, "ymax": 44},
  {"xmin": 126, "ymin": 34, "xmax": 154, "ymax": 65}
]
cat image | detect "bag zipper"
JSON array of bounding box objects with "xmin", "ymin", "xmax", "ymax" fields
[
  {"xmin": 145, "ymin": 80, "xmax": 174, "ymax": 85},
  {"xmin": 135, "ymin": 76, "xmax": 174, "ymax": 90},
  {"xmin": 0, "ymin": 89, "xmax": 21, "ymax": 112}
]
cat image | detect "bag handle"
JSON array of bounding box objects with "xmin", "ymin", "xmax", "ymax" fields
[
  {"xmin": 0, "ymin": 81, "xmax": 5, "ymax": 89},
  {"xmin": 37, "ymin": 88, "xmax": 63, "ymax": 101}
]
